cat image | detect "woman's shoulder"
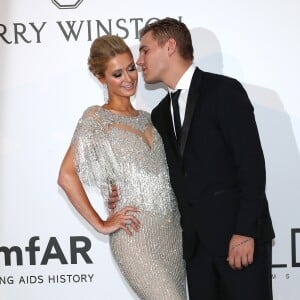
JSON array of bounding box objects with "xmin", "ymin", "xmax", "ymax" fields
[
  {"xmin": 77, "ymin": 105, "xmax": 107, "ymax": 132},
  {"xmin": 81, "ymin": 105, "xmax": 102, "ymax": 118},
  {"xmin": 137, "ymin": 109, "xmax": 151, "ymax": 119}
]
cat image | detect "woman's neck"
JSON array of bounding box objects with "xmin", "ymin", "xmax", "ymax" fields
[{"xmin": 102, "ymin": 98, "xmax": 138, "ymax": 116}]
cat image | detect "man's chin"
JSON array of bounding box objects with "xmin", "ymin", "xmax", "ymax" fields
[{"xmin": 142, "ymin": 75, "xmax": 159, "ymax": 84}]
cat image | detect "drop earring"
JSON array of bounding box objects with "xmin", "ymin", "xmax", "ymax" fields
[{"xmin": 103, "ymin": 84, "xmax": 109, "ymax": 104}]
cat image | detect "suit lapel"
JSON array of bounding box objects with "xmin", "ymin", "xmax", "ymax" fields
[{"xmin": 179, "ymin": 68, "xmax": 203, "ymax": 157}]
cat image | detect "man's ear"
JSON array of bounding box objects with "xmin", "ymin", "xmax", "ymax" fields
[{"xmin": 167, "ymin": 38, "xmax": 177, "ymax": 55}]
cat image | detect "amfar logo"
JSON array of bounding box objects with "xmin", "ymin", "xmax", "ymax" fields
[
  {"xmin": 51, "ymin": 0, "xmax": 84, "ymax": 9},
  {"xmin": 0, "ymin": 236, "xmax": 93, "ymax": 266}
]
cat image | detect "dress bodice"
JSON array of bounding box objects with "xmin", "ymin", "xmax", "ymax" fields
[{"xmin": 72, "ymin": 106, "xmax": 178, "ymax": 216}]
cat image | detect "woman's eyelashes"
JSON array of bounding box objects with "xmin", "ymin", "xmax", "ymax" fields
[
  {"xmin": 128, "ymin": 64, "xmax": 136, "ymax": 72},
  {"xmin": 113, "ymin": 72, "xmax": 122, "ymax": 78},
  {"xmin": 112, "ymin": 65, "xmax": 136, "ymax": 78}
]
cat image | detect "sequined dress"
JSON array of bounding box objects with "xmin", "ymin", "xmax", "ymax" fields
[{"xmin": 71, "ymin": 106, "xmax": 186, "ymax": 299}]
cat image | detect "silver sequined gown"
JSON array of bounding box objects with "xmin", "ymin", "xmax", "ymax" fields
[{"xmin": 71, "ymin": 106, "xmax": 187, "ymax": 300}]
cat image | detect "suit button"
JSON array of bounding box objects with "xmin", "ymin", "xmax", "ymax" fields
[{"xmin": 187, "ymin": 203, "xmax": 194, "ymax": 207}]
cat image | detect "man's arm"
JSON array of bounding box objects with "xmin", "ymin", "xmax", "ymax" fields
[
  {"xmin": 108, "ymin": 185, "xmax": 120, "ymax": 209},
  {"xmin": 217, "ymin": 79, "xmax": 266, "ymax": 269}
]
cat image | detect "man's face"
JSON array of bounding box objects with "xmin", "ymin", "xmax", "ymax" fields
[{"xmin": 136, "ymin": 31, "xmax": 169, "ymax": 84}]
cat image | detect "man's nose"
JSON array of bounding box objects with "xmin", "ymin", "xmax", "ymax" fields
[{"xmin": 136, "ymin": 55, "xmax": 143, "ymax": 66}]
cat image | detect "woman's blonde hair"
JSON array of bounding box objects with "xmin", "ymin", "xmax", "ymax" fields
[{"xmin": 88, "ymin": 35, "xmax": 131, "ymax": 77}]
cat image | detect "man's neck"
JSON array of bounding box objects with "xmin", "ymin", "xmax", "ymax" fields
[{"xmin": 164, "ymin": 61, "xmax": 193, "ymax": 89}]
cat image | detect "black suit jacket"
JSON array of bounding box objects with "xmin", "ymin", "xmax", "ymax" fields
[{"xmin": 151, "ymin": 67, "xmax": 275, "ymax": 259}]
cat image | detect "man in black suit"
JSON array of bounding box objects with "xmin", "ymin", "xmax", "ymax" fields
[{"xmin": 111, "ymin": 17, "xmax": 275, "ymax": 299}]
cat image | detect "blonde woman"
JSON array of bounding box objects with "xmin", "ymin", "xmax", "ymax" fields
[{"xmin": 58, "ymin": 35, "xmax": 186, "ymax": 299}]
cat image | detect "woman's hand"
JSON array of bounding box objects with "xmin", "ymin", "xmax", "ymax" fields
[{"xmin": 98, "ymin": 206, "xmax": 140, "ymax": 236}]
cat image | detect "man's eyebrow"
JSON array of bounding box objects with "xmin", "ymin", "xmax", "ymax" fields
[{"xmin": 139, "ymin": 45, "xmax": 147, "ymax": 52}]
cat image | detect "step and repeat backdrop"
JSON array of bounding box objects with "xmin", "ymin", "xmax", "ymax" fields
[{"xmin": 1, "ymin": 1, "xmax": 299, "ymax": 299}]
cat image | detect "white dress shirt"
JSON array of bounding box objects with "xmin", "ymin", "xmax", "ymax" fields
[{"xmin": 169, "ymin": 64, "xmax": 196, "ymax": 131}]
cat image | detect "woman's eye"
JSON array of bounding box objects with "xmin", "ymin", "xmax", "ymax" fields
[
  {"xmin": 128, "ymin": 65, "xmax": 136, "ymax": 72},
  {"xmin": 113, "ymin": 73, "xmax": 121, "ymax": 78}
]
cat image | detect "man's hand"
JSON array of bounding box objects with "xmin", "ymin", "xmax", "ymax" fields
[
  {"xmin": 108, "ymin": 185, "xmax": 120, "ymax": 209},
  {"xmin": 227, "ymin": 234, "xmax": 254, "ymax": 270}
]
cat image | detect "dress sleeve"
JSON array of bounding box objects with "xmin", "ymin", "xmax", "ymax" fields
[{"xmin": 70, "ymin": 106, "xmax": 115, "ymax": 200}]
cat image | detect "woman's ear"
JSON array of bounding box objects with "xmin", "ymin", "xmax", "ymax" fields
[{"xmin": 97, "ymin": 75, "xmax": 106, "ymax": 85}]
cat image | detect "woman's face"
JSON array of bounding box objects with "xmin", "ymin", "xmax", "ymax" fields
[{"xmin": 101, "ymin": 52, "xmax": 138, "ymax": 99}]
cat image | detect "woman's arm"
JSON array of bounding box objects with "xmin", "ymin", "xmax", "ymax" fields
[{"xmin": 57, "ymin": 146, "xmax": 140, "ymax": 235}]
